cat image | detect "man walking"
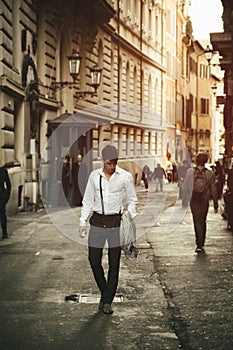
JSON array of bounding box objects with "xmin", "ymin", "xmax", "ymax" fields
[
  {"xmin": 153, "ymin": 163, "xmax": 166, "ymax": 192},
  {"xmin": 79, "ymin": 145, "xmax": 138, "ymax": 314},
  {"xmin": 177, "ymin": 159, "xmax": 190, "ymax": 206},
  {"xmin": 0, "ymin": 161, "xmax": 11, "ymax": 239},
  {"xmin": 182, "ymin": 153, "xmax": 218, "ymax": 253}
]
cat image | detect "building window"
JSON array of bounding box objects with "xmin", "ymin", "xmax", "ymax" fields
[
  {"xmin": 133, "ymin": 66, "xmax": 137, "ymax": 105},
  {"xmin": 206, "ymin": 65, "xmax": 210, "ymax": 79},
  {"xmin": 200, "ymin": 64, "xmax": 205, "ymax": 78},
  {"xmin": 155, "ymin": 15, "xmax": 158, "ymax": 41},
  {"xmin": 126, "ymin": 61, "xmax": 130, "ymax": 102},
  {"xmin": 148, "ymin": 74, "xmax": 152, "ymax": 109},
  {"xmin": 205, "ymin": 129, "xmax": 210, "ymax": 138},
  {"xmin": 200, "ymin": 98, "xmax": 209, "ymax": 114},
  {"xmin": 154, "ymin": 78, "xmax": 158, "ymax": 113},
  {"xmin": 155, "ymin": 132, "xmax": 158, "ymax": 154},
  {"xmin": 189, "ymin": 128, "xmax": 194, "ymax": 138},
  {"xmin": 199, "ymin": 129, "xmax": 204, "ymax": 139}
]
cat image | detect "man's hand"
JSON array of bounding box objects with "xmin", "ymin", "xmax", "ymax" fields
[
  {"xmin": 214, "ymin": 208, "xmax": 218, "ymax": 214},
  {"xmin": 79, "ymin": 226, "xmax": 87, "ymax": 238}
]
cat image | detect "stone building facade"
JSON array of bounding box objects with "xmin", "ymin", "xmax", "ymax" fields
[
  {"xmin": 211, "ymin": 0, "xmax": 233, "ymax": 167},
  {"xmin": 0, "ymin": 0, "xmax": 217, "ymax": 213}
]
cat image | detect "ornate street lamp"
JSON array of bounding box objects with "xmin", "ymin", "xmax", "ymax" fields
[
  {"xmin": 76, "ymin": 64, "xmax": 102, "ymax": 100},
  {"xmin": 90, "ymin": 65, "xmax": 102, "ymax": 92},
  {"xmin": 204, "ymin": 45, "xmax": 213, "ymax": 65},
  {"xmin": 51, "ymin": 50, "xmax": 102, "ymax": 100},
  {"xmin": 68, "ymin": 50, "xmax": 82, "ymax": 82}
]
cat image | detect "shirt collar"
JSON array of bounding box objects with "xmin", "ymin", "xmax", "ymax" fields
[{"xmin": 98, "ymin": 165, "xmax": 121, "ymax": 176}]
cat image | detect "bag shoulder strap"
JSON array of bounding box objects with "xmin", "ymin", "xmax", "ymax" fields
[{"xmin": 99, "ymin": 175, "xmax": 105, "ymax": 214}]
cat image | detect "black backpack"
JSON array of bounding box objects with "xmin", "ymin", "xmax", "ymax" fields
[{"xmin": 191, "ymin": 168, "xmax": 209, "ymax": 202}]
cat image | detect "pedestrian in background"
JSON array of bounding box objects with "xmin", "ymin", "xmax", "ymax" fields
[
  {"xmin": 182, "ymin": 153, "xmax": 218, "ymax": 253},
  {"xmin": 40, "ymin": 158, "xmax": 49, "ymax": 201},
  {"xmin": 225, "ymin": 164, "xmax": 233, "ymax": 231},
  {"xmin": 141, "ymin": 165, "xmax": 150, "ymax": 190},
  {"xmin": 227, "ymin": 165, "xmax": 233, "ymax": 192},
  {"xmin": 71, "ymin": 154, "xmax": 88, "ymax": 206},
  {"xmin": 166, "ymin": 162, "xmax": 172, "ymax": 183},
  {"xmin": 79, "ymin": 145, "xmax": 138, "ymax": 315},
  {"xmin": 214, "ymin": 160, "xmax": 225, "ymax": 199},
  {"xmin": 60, "ymin": 155, "xmax": 70, "ymax": 204},
  {"xmin": 172, "ymin": 162, "xmax": 178, "ymax": 183},
  {"xmin": 153, "ymin": 163, "xmax": 166, "ymax": 192},
  {"xmin": 0, "ymin": 161, "xmax": 11, "ymax": 239},
  {"xmin": 177, "ymin": 159, "xmax": 190, "ymax": 205}
]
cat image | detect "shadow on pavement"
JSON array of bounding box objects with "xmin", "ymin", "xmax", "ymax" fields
[{"xmin": 57, "ymin": 311, "xmax": 115, "ymax": 350}]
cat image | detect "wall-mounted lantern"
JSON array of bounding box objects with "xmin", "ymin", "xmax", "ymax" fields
[{"xmin": 51, "ymin": 50, "xmax": 102, "ymax": 101}]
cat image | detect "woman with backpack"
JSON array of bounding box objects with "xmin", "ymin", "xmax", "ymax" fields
[{"xmin": 182, "ymin": 153, "xmax": 218, "ymax": 253}]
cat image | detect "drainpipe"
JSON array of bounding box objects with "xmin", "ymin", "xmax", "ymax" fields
[
  {"xmin": 139, "ymin": 0, "xmax": 143, "ymax": 122},
  {"xmin": 117, "ymin": 0, "xmax": 120, "ymax": 119},
  {"xmin": 160, "ymin": 0, "xmax": 164, "ymax": 126}
]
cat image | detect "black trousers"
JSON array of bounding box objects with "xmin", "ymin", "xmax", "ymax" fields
[
  {"xmin": 190, "ymin": 198, "xmax": 209, "ymax": 248},
  {"xmin": 0, "ymin": 203, "xmax": 7, "ymax": 234},
  {"xmin": 88, "ymin": 212, "xmax": 121, "ymax": 305}
]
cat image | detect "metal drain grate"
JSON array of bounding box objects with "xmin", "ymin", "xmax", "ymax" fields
[
  {"xmin": 79, "ymin": 294, "xmax": 125, "ymax": 303},
  {"xmin": 65, "ymin": 293, "xmax": 126, "ymax": 303}
]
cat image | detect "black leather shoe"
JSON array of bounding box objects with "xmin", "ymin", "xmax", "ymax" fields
[
  {"xmin": 2, "ymin": 232, "xmax": 8, "ymax": 239},
  {"xmin": 65, "ymin": 294, "xmax": 78, "ymax": 301},
  {"xmin": 103, "ymin": 304, "xmax": 113, "ymax": 314},
  {"xmin": 98, "ymin": 299, "xmax": 104, "ymax": 310}
]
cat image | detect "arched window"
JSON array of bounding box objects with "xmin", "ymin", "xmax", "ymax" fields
[
  {"xmin": 205, "ymin": 129, "xmax": 210, "ymax": 138},
  {"xmin": 154, "ymin": 78, "xmax": 158, "ymax": 113},
  {"xmin": 126, "ymin": 61, "xmax": 130, "ymax": 102},
  {"xmin": 98, "ymin": 40, "xmax": 104, "ymax": 103},
  {"xmin": 133, "ymin": 66, "xmax": 137, "ymax": 105},
  {"xmin": 148, "ymin": 74, "xmax": 152, "ymax": 109},
  {"xmin": 110, "ymin": 50, "xmax": 114, "ymax": 98},
  {"xmin": 119, "ymin": 56, "xmax": 123, "ymax": 101},
  {"xmin": 141, "ymin": 70, "xmax": 145, "ymax": 107},
  {"xmin": 199, "ymin": 129, "xmax": 204, "ymax": 139},
  {"xmin": 189, "ymin": 128, "xmax": 194, "ymax": 138}
]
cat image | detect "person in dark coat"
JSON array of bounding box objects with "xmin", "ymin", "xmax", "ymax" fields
[
  {"xmin": 0, "ymin": 163, "xmax": 11, "ymax": 239},
  {"xmin": 71, "ymin": 154, "xmax": 88, "ymax": 206},
  {"xmin": 172, "ymin": 162, "xmax": 178, "ymax": 183},
  {"xmin": 153, "ymin": 164, "xmax": 166, "ymax": 192},
  {"xmin": 59, "ymin": 155, "xmax": 71, "ymax": 205},
  {"xmin": 177, "ymin": 160, "xmax": 190, "ymax": 204},
  {"xmin": 182, "ymin": 153, "xmax": 218, "ymax": 253},
  {"xmin": 227, "ymin": 166, "xmax": 233, "ymax": 192},
  {"xmin": 214, "ymin": 161, "xmax": 225, "ymax": 199},
  {"xmin": 141, "ymin": 165, "xmax": 150, "ymax": 189},
  {"xmin": 225, "ymin": 166, "xmax": 233, "ymax": 231}
]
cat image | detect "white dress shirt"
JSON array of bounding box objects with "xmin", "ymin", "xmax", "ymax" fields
[{"xmin": 79, "ymin": 165, "xmax": 138, "ymax": 226}]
